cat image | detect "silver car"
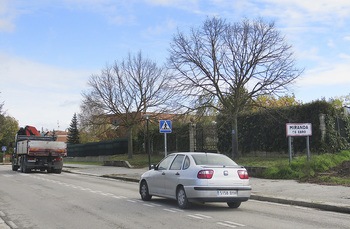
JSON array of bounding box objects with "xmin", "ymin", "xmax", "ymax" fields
[{"xmin": 139, "ymin": 152, "xmax": 251, "ymax": 209}]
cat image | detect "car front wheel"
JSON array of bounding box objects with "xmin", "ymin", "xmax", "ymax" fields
[
  {"xmin": 140, "ymin": 181, "xmax": 152, "ymax": 201},
  {"xmin": 177, "ymin": 186, "xmax": 191, "ymax": 209}
]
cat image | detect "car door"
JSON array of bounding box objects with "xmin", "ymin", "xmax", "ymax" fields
[
  {"xmin": 149, "ymin": 154, "xmax": 175, "ymax": 195},
  {"xmin": 164, "ymin": 154, "xmax": 185, "ymax": 198}
]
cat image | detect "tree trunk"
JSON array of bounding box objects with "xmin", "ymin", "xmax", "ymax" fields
[{"xmin": 127, "ymin": 127, "xmax": 133, "ymax": 159}]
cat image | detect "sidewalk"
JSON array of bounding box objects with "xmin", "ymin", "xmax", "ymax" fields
[{"xmin": 62, "ymin": 164, "xmax": 350, "ymax": 214}]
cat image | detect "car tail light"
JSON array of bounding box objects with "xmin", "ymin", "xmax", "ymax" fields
[
  {"xmin": 197, "ymin": 170, "xmax": 214, "ymax": 179},
  {"xmin": 238, "ymin": 170, "xmax": 249, "ymax": 179},
  {"xmin": 54, "ymin": 158, "xmax": 63, "ymax": 162}
]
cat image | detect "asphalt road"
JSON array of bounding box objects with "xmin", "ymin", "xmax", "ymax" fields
[{"xmin": 0, "ymin": 165, "xmax": 349, "ymax": 229}]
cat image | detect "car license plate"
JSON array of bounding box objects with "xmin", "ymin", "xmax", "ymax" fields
[{"xmin": 217, "ymin": 190, "xmax": 237, "ymax": 196}]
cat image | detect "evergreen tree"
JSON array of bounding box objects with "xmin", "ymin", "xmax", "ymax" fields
[{"xmin": 67, "ymin": 113, "xmax": 80, "ymax": 144}]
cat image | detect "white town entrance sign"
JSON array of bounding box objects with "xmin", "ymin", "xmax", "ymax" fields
[{"xmin": 286, "ymin": 123, "xmax": 312, "ymax": 137}]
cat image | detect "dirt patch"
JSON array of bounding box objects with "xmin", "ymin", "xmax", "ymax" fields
[
  {"xmin": 303, "ymin": 160, "xmax": 350, "ymax": 187},
  {"xmin": 326, "ymin": 161, "xmax": 350, "ymax": 179}
]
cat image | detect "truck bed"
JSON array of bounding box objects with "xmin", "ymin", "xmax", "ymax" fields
[{"xmin": 17, "ymin": 140, "xmax": 67, "ymax": 157}]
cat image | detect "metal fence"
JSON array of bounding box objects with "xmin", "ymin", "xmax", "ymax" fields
[{"xmin": 67, "ymin": 138, "xmax": 128, "ymax": 157}]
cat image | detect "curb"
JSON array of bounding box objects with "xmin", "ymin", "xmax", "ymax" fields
[
  {"xmin": 250, "ymin": 194, "xmax": 350, "ymax": 214},
  {"xmin": 101, "ymin": 175, "xmax": 140, "ymax": 183}
]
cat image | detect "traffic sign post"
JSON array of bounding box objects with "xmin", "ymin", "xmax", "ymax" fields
[
  {"xmin": 2, "ymin": 146, "xmax": 6, "ymax": 164},
  {"xmin": 286, "ymin": 123, "xmax": 312, "ymax": 163},
  {"xmin": 160, "ymin": 120, "xmax": 172, "ymax": 157}
]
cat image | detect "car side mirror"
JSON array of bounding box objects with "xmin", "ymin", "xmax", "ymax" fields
[{"xmin": 151, "ymin": 164, "xmax": 158, "ymax": 170}]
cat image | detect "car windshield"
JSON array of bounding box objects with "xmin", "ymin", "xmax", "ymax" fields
[{"xmin": 192, "ymin": 154, "xmax": 237, "ymax": 166}]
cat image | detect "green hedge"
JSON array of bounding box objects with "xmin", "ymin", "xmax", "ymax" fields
[{"xmin": 217, "ymin": 101, "xmax": 350, "ymax": 155}]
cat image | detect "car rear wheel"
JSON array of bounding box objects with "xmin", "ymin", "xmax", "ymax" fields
[
  {"xmin": 140, "ymin": 181, "xmax": 152, "ymax": 201},
  {"xmin": 177, "ymin": 186, "xmax": 191, "ymax": 209},
  {"xmin": 227, "ymin": 201, "xmax": 241, "ymax": 208}
]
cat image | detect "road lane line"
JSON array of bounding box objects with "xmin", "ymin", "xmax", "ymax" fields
[
  {"xmin": 7, "ymin": 221, "xmax": 18, "ymax": 228},
  {"xmin": 143, "ymin": 204, "xmax": 155, "ymax": 207},
  {"xmin": 217, "ymin": 222, "xmax": 237, "ymax": 228},
  {"xmin": 223, "ymin": 221, "xmax": 245, "ymax": 227},
  {"xmin": 163, "ymin": 209, "xmax": 178, "ymax": 213},
  {"xmin": 187, "ymin": 214, "xmax": 205, "ymax": 219},
  {"xmin": 194, "ymin": 214, "xmax": 212, "ymax": 219}
]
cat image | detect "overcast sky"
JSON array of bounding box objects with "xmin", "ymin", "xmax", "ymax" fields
[{"xmin": 1, "ymin": 0, "xmax": 350, "ymax": 131}]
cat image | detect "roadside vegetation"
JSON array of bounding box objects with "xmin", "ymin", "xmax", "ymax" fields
[{"xmin": 236, "ymin": 150, "xmax": 350, "ymax": 186}]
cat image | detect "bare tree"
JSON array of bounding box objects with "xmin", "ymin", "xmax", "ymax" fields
[
  {"xmin": 78, "ymin": 102, "xmax": 118, "ymax": 143},
  {"xmin": 168, "ymin": 17, "xmax": 303, "ymax": 158},
  {"xmin": 82, "ymin": 51, "xmax": 178, "ymax": 158}
]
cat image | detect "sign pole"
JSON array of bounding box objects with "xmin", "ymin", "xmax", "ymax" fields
[
  {"xmin": 164, "ymin": 133, "xmax": 167, "ymax": 157},
  {"xmin": 288, "ymin": 136, "xmax": 292, "ymax": 164},
  {"xmin": 2, "ymin": 146, "xmax": 6, "ymax": 164},
  {"xmin": 306, "ymin": 136, "xmax": 310, "ymax": 161}
]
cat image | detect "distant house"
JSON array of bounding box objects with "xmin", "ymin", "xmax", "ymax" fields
[
  {"xmin": 345, "ymin": 106, "xmax": 350, "ymax": 116},
  {"xmin": 46, "ymin": 130, "xmax": 68, "ymax": 142}
]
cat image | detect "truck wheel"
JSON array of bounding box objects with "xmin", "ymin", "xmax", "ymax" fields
[
  {"xmin": 12, "ymin": 160, "xmax": 19, "ymax": 171},
  {"xmin": 12, "ymin": 164, "xmax": 19, "ymax": 171},
  {"xmin": 21, "ymin": 156, "xmax": 30, "ymax": 173},
  {"xmin": 54, "ymin": 169, "xmax": 62, "ymax": 174},
  {"xmin": 20, "ymin": 156, "xmax": 24, "ymax": 173}
]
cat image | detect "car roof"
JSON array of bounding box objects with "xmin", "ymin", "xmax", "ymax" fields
[{"xmin": 170, "ymin": 152, "xmax": 223, "ymax": 156}]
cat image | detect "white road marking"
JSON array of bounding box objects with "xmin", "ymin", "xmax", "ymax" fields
[
  {"xmin": 143, "ymin": 204, "xmax": 156, "ymax": 207},
  {"xmin": 187, "ymin": 214, "xmax": 205, "ymax": 219},
  {"xmin": 163, "ymin": 208, "xmax": 184, "ymax": 213},
  {"xmin": 163, "ymin": 209, "xmax": 178, "ymax": 213},
  {"xmin": 217, "ymin": 222, "xmax": 237, "ymax": 228},
  {"xmin": 8, "ymin": 221, "xmax": 18, "ymax": 228},
  {"xmin": 217, "ymin": 221, "xmax": 246, "ymax": 228},
  {"xmin": 194, "ymin": 214, "xmax": 212, "ymax": 219}
]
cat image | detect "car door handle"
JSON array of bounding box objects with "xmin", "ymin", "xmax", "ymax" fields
[
  {"xmin": 162, "ymin": 172, "xmax": 166, "ymax": 175},
  {"xmin": 175, "ymin": 172, "xmax": 180, "ymax": 176}
]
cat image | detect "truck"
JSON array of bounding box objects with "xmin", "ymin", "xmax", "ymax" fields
[{"xmin": 12, "ymin": 126, "xmax": 67, "ymax": 173}]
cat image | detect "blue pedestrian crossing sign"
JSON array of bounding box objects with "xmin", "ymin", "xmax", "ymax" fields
[{"xmin": 160, "ymin": 120, "xmax": 172, "ymax": 133}]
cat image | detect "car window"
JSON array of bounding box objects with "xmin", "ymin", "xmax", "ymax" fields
[
  {"xmin": 169, "ymin": 155, "xmax": 185, "ymax": 170},
  {"xmin": 192, "ymin": 154, "xmax": 237, "ymax": 166},
  {"xmin": 183, "ymin": 156, "xmax": 190, "ymax": 170},
  {"xmin": 158, "ymin": 154, "xmax": 175, "ymax": 170}
]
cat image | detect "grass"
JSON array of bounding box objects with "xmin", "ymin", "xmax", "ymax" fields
[
  {"xmin": 64, "ymin": 161, "xmax": 104, "ymax": 166},
  {"xmin": 108, "ymin": 154, "xmax": 165, "ymax": 168},
  {"xmin": 317, "ymin": 175, "xmax": 350, "ymax": 186},
  {"xmin": 260, "ymin": 150, "xmax": 350, "ymax": 185},
  {"xmin": 235, "ymin": 157, "xmax": 289, "ymax": 167}
]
